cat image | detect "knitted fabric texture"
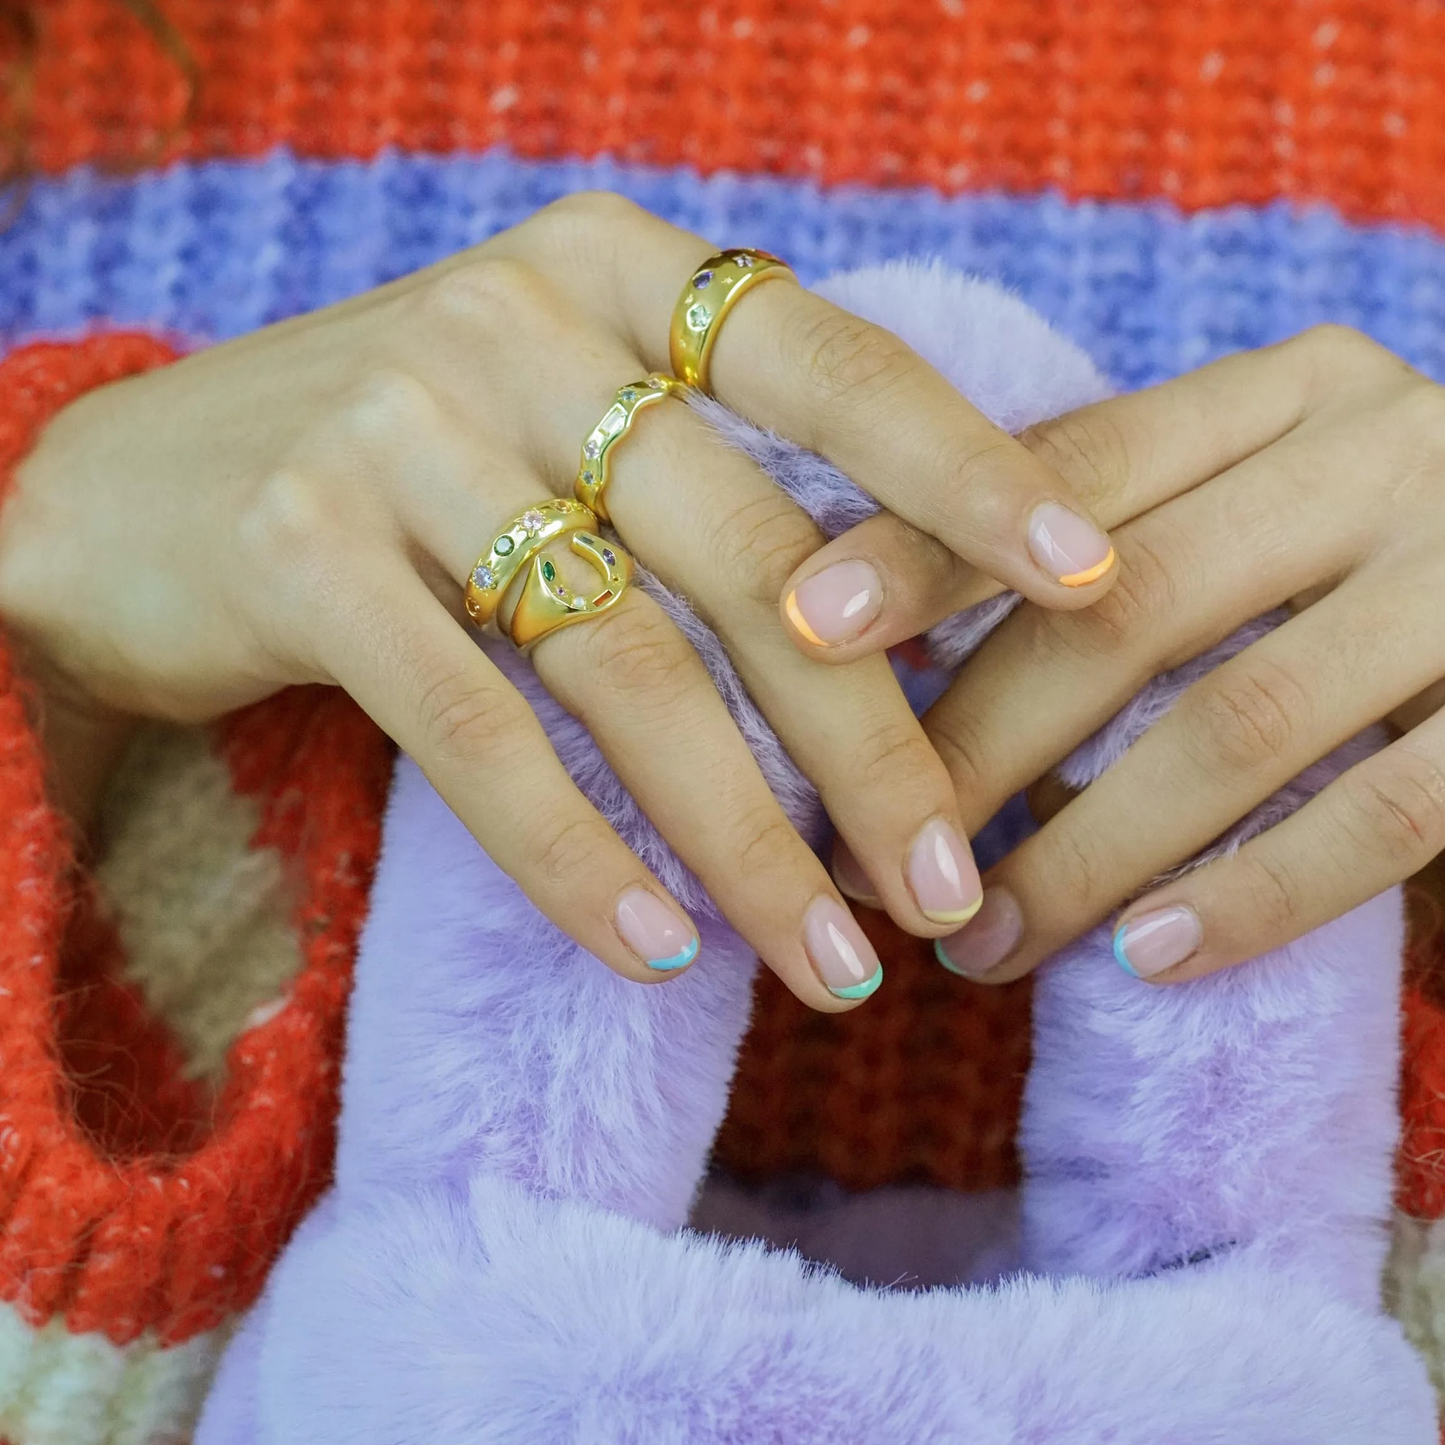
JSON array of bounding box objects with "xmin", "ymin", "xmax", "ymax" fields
[{"xmin": 0, "ymin": 337, "xmax": 393, "ymax": 1442}]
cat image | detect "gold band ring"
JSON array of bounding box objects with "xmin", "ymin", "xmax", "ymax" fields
[
  {"xmin": 669, "ymin": 248, "xmax": 797, "ymax": 392},
  {"xmin": 574, "ymin": 373, "xmax": 687, "ymax": 524},
  {"xmin": 464, "ymin": 498, "xmax": 596, "ymax": 628},
  {"xmin": 507, "ymin": 526, "xmax": 634, "ymax": 652}
]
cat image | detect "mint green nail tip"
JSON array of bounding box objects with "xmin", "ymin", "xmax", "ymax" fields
[
  {"xmin": 829, "ymin": 965, "xmax": 883, "ymax": 1000},
  {"xmin": 1112, "ymin": 928, "xmax": 1141, "ymax": 979},
  {"xmin": 647, "ymin": 937, "xmax": 700, "ymax": 972},
  {"xmin": 934, "ymin": 938, "xmax": 970, "ymax": 978}
]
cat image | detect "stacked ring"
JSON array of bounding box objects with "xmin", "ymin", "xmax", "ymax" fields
[
  {"xmin": 463, "ymin": 498, "xmax": 595, "ymax": 628},
  {"xmin": 507, "ymin": 526, "xmax": 634, "ymax": 652},
  {"xmin": 669, "ymin": 248, "xmax": 797, "ymax": 392},
  {"xmin": 574, "ymin": 373, "xmax": 687, "ymax": 524}
]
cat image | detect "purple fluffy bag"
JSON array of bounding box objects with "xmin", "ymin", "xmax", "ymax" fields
[{"xmin": 197, "ymin": 263, "xmax": 1437, "ymax": 1444}]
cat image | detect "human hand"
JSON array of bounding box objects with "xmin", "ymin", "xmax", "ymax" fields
[
  {"xmin": 821, "ymin": 325, "xmax": 1445, "ymax": 983},
  {"xmin": 0, "ymin": 193, "xmax": 1118, "ymax": 1009}
]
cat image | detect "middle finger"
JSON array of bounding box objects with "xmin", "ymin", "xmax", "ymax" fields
[{"xmin": 522, "ymin": 336, "xmax": 985, "ymax": 938}]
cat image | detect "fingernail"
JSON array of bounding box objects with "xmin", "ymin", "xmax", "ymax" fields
[
  {"xmin": 934, "ymin": 887, "xmax": 1023, "ymax": 977},
  {"xmin": 615, "ymin": 888, "xmax": 700, "ymax": 971},
  {"xmin": 784, "ymin": 560, "xmax": 883, "ymax": 647},
  {"xmin": 804, "ymin": 896, "xmax": 883, "ymax": 1000},
  {"xmin": 907, "ymin": 818, "xmax": 983, "ymax": 925},
  {"xmin": 1027, "ymin": 502, "xmax": 1115, "ymax": 587},
  {"xmin": 1113, "ymin": 906, "xmax": 1201, "ymax": 980},
  {"xmin": 832, "ymin": 839, "xmax": 883, "ymax": 909}
]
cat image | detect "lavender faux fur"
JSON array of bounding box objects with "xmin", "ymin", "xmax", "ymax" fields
[{"xmin": 197, "ymin": 265, "xmax": 1435, "ymax": 1443}]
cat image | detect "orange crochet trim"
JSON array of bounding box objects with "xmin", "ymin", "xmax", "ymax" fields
[
  {"xmin": 0, "ymin": 335, "xmax": 392, "ymax": 1347},
  {"xmin": 11, "ymin": 0, "xmax": 1445, "ymax": 231}
]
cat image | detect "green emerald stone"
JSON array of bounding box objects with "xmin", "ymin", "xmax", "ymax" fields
[
  {"xmin": 494, "ymin": 535, "xmax": 515, "ymax": 556},
  {"xmin": 541, "ymin": 559, "xmax": 556, "ymax": 582}
]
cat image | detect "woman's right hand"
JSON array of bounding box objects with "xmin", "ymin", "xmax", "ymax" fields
[{"xmin": 0, "ymin": 193, "xmax": 1115, "ymax": 1009}]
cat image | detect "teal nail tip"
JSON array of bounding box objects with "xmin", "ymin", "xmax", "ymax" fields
[
  {"xmin": 646, "ymin": 937, "xmax": 700, "ymax": 972},
  {"xmin": 829, "ymin": 965, "xmax": 883, "ymax": 1000},
  {"xmin": 1112, "ymin": 928, "xmax": 1141, "ymax": 979},
  {"xmin": 933, "ymin": 938, "xmax": 970, "ymax": 978}
]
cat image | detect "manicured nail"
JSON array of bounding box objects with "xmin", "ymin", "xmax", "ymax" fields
[
  {"xmin": 1027, "ymin": 502, "xmax": 1115, "ymax": 587},
  {"xmin": 934, "ymin": 887, "xmax": 1023, "ymax": 977},
  {"xmin": 784, "ymin": 560, "xmax": 883, "ymax": 647},
  {"xmin": 804, "ymin": 896, "xmax": 883, "ymax": 1000},
  {"xmin": 907, "ymin": 818, "xmax": 982, "ymax": 925},
  {"xmin": 1113, "ymin": 906, "xmax": 1201, "ymax": 980},
  {"xmin": 615, "ymin": 888, "xmax": 700, "ymax": 971},
  {"xmin": 831, "ymin": 839, "xmax": 883, "ymax": 909}
]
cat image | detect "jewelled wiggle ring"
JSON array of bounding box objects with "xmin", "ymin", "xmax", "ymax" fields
[
  {"xmin": 464, "ymin": 498, "xmax": 595, "ymax": 628},
  {"xmin": 574, "ymin": 373, "xmax": 686, "ymax": 524},
  {"xmin": 668, "ymin": 248, "xmax": 797, "ymax": 392},
  {"xmin": 507, "ymin": 527, "xmax": 634, "ymax": 653}
]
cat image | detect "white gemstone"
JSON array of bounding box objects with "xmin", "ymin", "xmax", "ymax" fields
[
  {"xmin": 583, "ymin": 438, "xmax": 601, "ymax": 459},
  {"xmin": 600, "ymin": 404, "xmax": 627, "ymax": 433},
  {"xmin": 733, "ymin": 252, "xmax": 755, "ymax": 267},
  {"xmin": 522, "ymin": 510, "xmax": 544, "ymax": 531},
  {"xmin": 687, "ymin": 302, "xmax": 711, "ymax": 330}
]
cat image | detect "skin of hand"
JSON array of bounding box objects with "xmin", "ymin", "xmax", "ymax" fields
[
  {"xmin": 809, "ymin": 324, "xmax": 1445, "ymax": 985},
  {"xmin": 0, "ymin": 192, "xmax": 1119, "ymax": 1011}
]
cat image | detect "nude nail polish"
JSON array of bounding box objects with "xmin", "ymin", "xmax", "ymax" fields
[
  {"xmin": 784, "ymin": 560, "xmax": 883, "ymax": 647},
  {"xmin": 804, "ymin": 896, "xmax": 883, "ymax": 999},
  {"xmin": 1113, "ymin": 906, "xmax": 1201, "ymax": 980},
  {"xmin": 934, "ymin": 887, "xmax": 1023, "ymax": 977},
  {"xmin": 615, "ymin": 888, "xmax": 700, "ymax": 971},
  {"xmin": 1027, "ymin": 502, "xmax": 1115, "ymax": 587},
  {"xmin": 907, "ymin": 818, "xmax": 982, "ymax": 925}
]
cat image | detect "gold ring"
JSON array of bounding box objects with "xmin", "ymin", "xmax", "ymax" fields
[
  {"xmin": 507, "ymin": 527, "xmax": 634, "ymax": 652},
  {"xmin": 464, "ymin": 498, "xmax": 596, "ymax": 628},
  {"xmin": 668, "ymin": 248, "xmax": 797, "ymax": 392},
  {"xmin": 574, "ymin": 373, "xmax": 686, "ymax": 524}
]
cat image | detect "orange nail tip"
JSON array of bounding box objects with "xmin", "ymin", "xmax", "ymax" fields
[
  {"xmin": 1057, "ymin": 547, "xmax": 1116, "ymax": 588},
  {"xmin": 784, "ymin": 590, "xmax": 827, "ymax": 647}
]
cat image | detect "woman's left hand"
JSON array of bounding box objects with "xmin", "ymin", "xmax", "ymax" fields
[{"xmin": 800, "ymin": 324, "xmax": 1445, "ymax": 983}]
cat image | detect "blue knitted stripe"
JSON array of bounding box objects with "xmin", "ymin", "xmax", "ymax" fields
[{"xmin": 4, "ymin": 148, "xmax": 1444, "ymax": 389}]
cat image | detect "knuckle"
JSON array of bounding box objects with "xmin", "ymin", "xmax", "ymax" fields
[
  {"xmin": 791, "ymin": 307, "xmax": 916, "ymax": 418},
  {"xmin": 1020, "ymin": 409, "xmax": 1133, "ymax": 510},
  {"xmin": 1240, "ymin": 853, "xmax": 1305, "ymax": 936},
  {"xmin": 529, "ymin": 811, "xmax": 613, "ymax": 889},
  {"xmin": 731, "ymin": 804, "xmax": 805, "ymax": 882},
  {"xmin": 1339, "ymin": 752, "xmax": 1445, "ymax": 868},
  {"xmin": 415, "ymin": 255, "xmax": 549, "ymax": 332},
  {"xmin": 532, "ymin": 188, "xmax": 646, "ymax": 240},
  {"xmin": 926, "ymin": 706, "xmax": 991, "ymax": 800},
  {"xmin": 1062, "ymin": 529, "xmax": 1178, "ymax": 655},
  {"xmin": 571, "ymin": 602, "xmax": 696, "ymax": 707},
  {"xmin": 1036, "ymin": 827, "xmax": 1104, "ymax": 917},
  {"xmin": 852, "ymin": 722, "xmax": 941, "ymax": 793},
  {"xmin": 236, "ymin": 468, "xmax": 334, "ymax": 576},
  {"xmin": 332, "ymin": 368, "xmax": 439, "ymax": 447},
  {"xmin": 416, "ymin": 668, "xmax": 524, "ymax": 764},
  {"xmin": 1293, "ymin": 323, "xmax": 1395, "ymax": 396},
  {"xmin": 712, "ymin": 493, "xmax": 823, "ymax": 605},
  {"xmin": 1182, "ymin": 660, "xmax": 1309, "ymax": 778}
]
